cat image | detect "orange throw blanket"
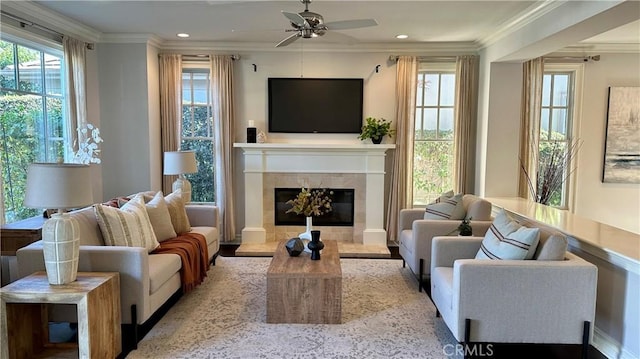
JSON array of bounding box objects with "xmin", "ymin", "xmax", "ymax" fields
[{"xmin": 152, "ymin": 232, "xmax": 210, "ymax": 293}]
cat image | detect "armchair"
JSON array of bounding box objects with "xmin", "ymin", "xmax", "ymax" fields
[
  {"xmin": 398, "ymin": 194, "xmax": 492, "ymax": 291},
  {"xmin": 430, "ymin": 235, "xmax": 597, "ymax": 358}
]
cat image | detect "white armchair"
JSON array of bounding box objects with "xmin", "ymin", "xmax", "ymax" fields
[
  {"xmin": 398, "ymin": 195, "xmax": 493, "ymax": 291},
  {"xmin": 430, "ymin": 235, "xmax": 597, "ymax": 358}
]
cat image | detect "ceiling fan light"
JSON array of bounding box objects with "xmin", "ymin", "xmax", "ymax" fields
[{"xmin": 395, "ymin": 34, "xmax": 409, "ymax": 39}]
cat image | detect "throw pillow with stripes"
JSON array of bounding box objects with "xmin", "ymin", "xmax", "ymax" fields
[
  {"xmin": 475, "ymin": 209, "xmax": 540, "ymax": 260},
  {"xmin": 424, "ymin": 193, "xmax": 465, "ymax": 220}
]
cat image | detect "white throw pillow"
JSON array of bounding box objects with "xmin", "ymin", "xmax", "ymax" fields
[
  {"xmin": 145, "ymin": 191, "xmax": 178, "ymax": 242},
  {"xmin": 165, "ymin": 189, "xmax": 192, "ymax": 234},
  {"xmin": 424, "ymin": 193, "xmax": 465, "ymax": 220},
  {"xmin": 475, "ymin": 209, "xmax": 540, "ymax": 260},
  {"xmin": 94, "ymin": 194, "xmax": 160, "ymax": 252}
]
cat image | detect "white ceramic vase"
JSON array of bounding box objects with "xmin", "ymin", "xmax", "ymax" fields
[
  {"xmin": 42, "ymin": 213, "xmax": 80, "ymax": 285},
  {"xmin": 299, "ymin": 216, "xmax": 313, "ymax": 240}
]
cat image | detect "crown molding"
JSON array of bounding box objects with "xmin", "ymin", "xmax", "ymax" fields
[
  {"xmin": 557, "ymin": 43, "xmax": 640, "ymax": 54},
  {"xmin": 478, "ymin": 0, "xmax": 565, "ymax": 49},
  {"xmin": 99, "ymin": 33, "xmax": 164, "ymax": 48},
  {"xmin": 1, "ymin": 1, "xmax": 101, "ymax": 43}
]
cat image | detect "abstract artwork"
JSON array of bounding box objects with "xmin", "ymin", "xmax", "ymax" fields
[{"xmin": 603, "ymin": 87, "xmax": 640, "ymax": 183}]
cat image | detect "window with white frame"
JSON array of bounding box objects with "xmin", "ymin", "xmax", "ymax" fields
[
  {"xmin": 413, "ymin": 64, "xmax": 456, "ymax": 205},
  {"xmin": 181, "ymin": 68, "xmax": 215, "ymax": 203},
  {"xmin": 0, "ymin": 37, "xmax": 65, "ymax": 223},
  {"xmin": 539, "ymin": 65, "xmax": 581, "ymax": 208}
]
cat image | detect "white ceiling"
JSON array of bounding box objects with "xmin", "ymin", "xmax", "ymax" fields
[{"xmin": 6, "ymin": 0, "xmax": 640, "ymax": 49}]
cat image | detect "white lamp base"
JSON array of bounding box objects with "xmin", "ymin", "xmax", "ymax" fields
[
  {"xmin": 172, "ymin": 176, "xmax": 192, "ymax": 203},
  {"xmin": 42, "ymin": 213, "xmax": 80, "ymax": 285}
]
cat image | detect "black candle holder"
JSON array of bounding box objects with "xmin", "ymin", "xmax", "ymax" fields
[{"xmin": 307, "ymin": 230, "xmax": 324, "ymax": 260}]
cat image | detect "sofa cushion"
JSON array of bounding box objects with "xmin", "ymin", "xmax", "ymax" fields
[
  {"xmin": 94, "ymin": 194, "xmax": 160, "ymax": 253},
  {"xmin": 431, "ymin": 267, "xmax": 454, "ymax": 310},
  {"xmin": 165, "ymin": 189, "xmax": 192, "ymax": 234},
  {"xmin": 69, "ymin": 206, "xmax": 104, "ymax": 246},
  {"xmin": 424, "ymin": 193, "xmax": 465, "ymax": 220},
  {"xmin": 475, "ymin": 209, "xmax": 540, "ymax": 260},
  {"xmin": 148, "ymin": 253, "xmax": 182, "ymax": 294},
  {"xmin": 464, "ymin": 196, "xmax": 492, "ymax": 221},
  {"xmin": 146, "ymin": 191, "xmax": 178, "ymax": 242},
  {"xmin": 534, "ymin": 233, "xmax": 568, "ymax": 261},
  {"xmin": 190, "ymin": 226, "xmax": 219, "ymax": 251}
]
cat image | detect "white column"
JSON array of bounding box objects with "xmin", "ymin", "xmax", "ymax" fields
[
  {"xmin": 241, "ymin": 149, "xmax": 266, "ymax": 243},
  {"xmin": 363, "ymin": 151, "xmax": 387, "ymax": 246}
]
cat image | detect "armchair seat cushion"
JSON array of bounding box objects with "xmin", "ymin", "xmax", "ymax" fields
[
  {"xmin": 431, "ymin": 267, "xmax": 453, "ymax": 311},
  {"xmin": 148, "ymin": 253, "xmax": 182, "ymax": 294}
]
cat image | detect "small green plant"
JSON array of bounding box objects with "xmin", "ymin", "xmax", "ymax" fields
[
  {"xmin": 457, "ymin": 218, "xmax": 473, "ymax": 236},
  {"xmin": 357, "ymin": 117, "xmax": 394, "ymax": 143}
]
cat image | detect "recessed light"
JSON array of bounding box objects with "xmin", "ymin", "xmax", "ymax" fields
[
  {"xmin": 177, "ymin": 33, "xmax": 190, "ymax": 38},
  {"xmin": 396, "ymin": 34, "xmax": 409, "ymax": 39}
]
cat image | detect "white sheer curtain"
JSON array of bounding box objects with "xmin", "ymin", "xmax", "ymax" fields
[
  {"xmin": 453, "ymin": 55, "xmax": 479, "ymax": 194},
  {"xmin": 518, "ymin": 57, "xmax": 544, "ymax": 199},
  {"xmin": 63, "ymin": 36, "xmax": 87, "ymax": 158},
  {"xmin": 386, "ymin": 56, "xmax": 417, "ymax": 242},
  {"xmin": 210, "ymin": 55, "xmax": 236, "ymax": 243},
  {"xmin": 159, "ymin": 54, "xmax": 182, "ymax": 195}
]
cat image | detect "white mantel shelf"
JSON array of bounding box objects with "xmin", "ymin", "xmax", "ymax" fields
[{"xmin": 234, "ymin": 142, "xmax": 395, "ymax": 246}]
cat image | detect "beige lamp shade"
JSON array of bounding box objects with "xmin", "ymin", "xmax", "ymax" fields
[
  {"xmin": 24, "ymin": 163, "xmax": 94, "ymax": 210},
  {"xmin": 163, "ymin": 151, "xmax": 197, "ymax": 175}
]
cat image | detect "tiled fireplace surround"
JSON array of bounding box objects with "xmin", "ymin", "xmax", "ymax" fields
[{"xmin": 234, "ymin": 143, "xmax": 395, "ymax": 246}]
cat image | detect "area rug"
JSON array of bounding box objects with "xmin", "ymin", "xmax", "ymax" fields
[{"xmin": 126, "ymin": 256, "xmax": 459, "ymax": 359}]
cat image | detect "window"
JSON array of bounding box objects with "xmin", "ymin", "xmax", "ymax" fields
[
  {"xmin": 181, "ymin": 68, "xmax": 215, "ymax": 203},
  {"xmin": 1, "ymin": 37, "xmax": 65, "ymax": 223},
  {"xmin": 413, "ymin": 65, "xmax": 456, "ymax": 205},
  {"xmin": 539, "ymin": 69, "xmax": 576, "ymax": 208}
]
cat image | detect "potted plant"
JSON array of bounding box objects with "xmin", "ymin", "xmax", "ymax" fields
[
  {"xmin": 358, "ymin": 117, "xmax": 394, "ymax": 144},
  {"xmin": 457, "ymin": 218, "xmax": 473, "ymax": 236}
]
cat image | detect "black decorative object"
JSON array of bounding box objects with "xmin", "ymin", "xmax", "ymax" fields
[
  {"xmin": 458, "ymin": 218, "xmax": 473, "ymax": 236},
  {"xmin": 307, "ymin": 230, "xmax": 324, "ymax": 260},
  {"xmin": 285, "ymin": 237, "xmax": 304, "ymax": 257},
  {"xmin": 247, "ymin": 127, "xmax": 257, "ymax": 143}
]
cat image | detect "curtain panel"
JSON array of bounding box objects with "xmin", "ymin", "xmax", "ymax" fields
[
  {"xmin": 518, "ymin": 57, "xmax": 544, "ymax": 199},
  {"xmin": 210, "ymin": 55, "xmax": 236, "ymax": 243},
  {"xmin": 63, "ymin": 36, "xmax": 87, "ymax": 158},
  {"xmin": 159, "ymin": 54, "xmax": 183, "ymax": 195},
  {"xmin": 386, "ymin": 56, "xmax": 417, "ymax": 242},
  {"xmin": 453, "ymin": 55, "xmax": 479, "ymax": 194}
]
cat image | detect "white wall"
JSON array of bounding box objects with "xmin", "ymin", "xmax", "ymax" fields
[
  {"xmin": 146, "ymin": 44, "xmax": 162, "ymax": 192},
  {"xmin": 85, "ymin": 45, "xmax": 103, "ymax": 202},
  {"xmin": 574, "ymin": 53, "xmax": 640, "ymax": 234}
]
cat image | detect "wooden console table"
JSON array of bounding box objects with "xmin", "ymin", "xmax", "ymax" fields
[
  {"xmin": 0, "ymin": 215, "xmax": 45, "ymax": 255},
  {"xmin": 267, "ymin": 239, "xmax": 342, "ymax": 324},
  {"xmin": 0, "ymin": 272, "xmax": 121, "ymax": 358}
]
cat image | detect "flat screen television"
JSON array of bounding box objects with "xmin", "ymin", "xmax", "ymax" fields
[{"xmin": 268, "ymin": 78, "xmax": 363, "ymax": 133}]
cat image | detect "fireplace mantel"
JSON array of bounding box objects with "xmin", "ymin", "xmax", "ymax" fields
[{"xmin": 234, "ymin": 143, "xmax": 395, "ymax": 246}]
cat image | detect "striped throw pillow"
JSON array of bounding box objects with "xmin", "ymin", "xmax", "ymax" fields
[
  {"xmin": 165, "ymin": 189, "xmax": 192, "ymax": 234},
  {"xmin": 424, "ymin": 193, "xmax": 465, "ymax": 220},
  {"xmin": 94, "ymin": 194, "xmax": 160, "ymax": 252},
  {"xmin": 475, "ymin": 209, "xmax": 540, "ymax": 260}
]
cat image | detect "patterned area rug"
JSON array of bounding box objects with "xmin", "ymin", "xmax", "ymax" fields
[{"xmin": 126, "ymin": 256, "xmax": 458, "ymax": 359}]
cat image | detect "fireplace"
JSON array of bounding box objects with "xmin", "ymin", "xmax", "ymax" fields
[{"xmin": 274, "ymin": 188, "xmax": 355, "ymax": 226}]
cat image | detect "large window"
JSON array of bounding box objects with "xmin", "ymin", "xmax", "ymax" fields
[
  {"xmin": 1, "ymin": 38, "xmax": 65, "ymax": 223},
  {"xmin": 181, "ymin": 68, "xmax": 215, "ymax": 203},
  {"xmin": 539, "ymin": 70, "xmax": 575, "ymax": 208},
  {"xmin": 413, "ymin": 65, "xmax": 456, "ymax": 205}
]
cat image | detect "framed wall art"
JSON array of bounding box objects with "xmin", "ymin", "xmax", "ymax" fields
[{"xmin": 602, "ymin": 86, "xmax": 640, "ymax": 183}]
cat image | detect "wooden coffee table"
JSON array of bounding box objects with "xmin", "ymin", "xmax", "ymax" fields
[{"xmin": 267, "ymin": 239, "xmax": 342, "ymax": 324}]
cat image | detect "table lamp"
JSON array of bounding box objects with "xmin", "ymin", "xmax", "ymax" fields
[
  {"xmin": 24, "ymin": 163, "xmax": 93, "ymax": 285},
  {"xmin": 163, "ymin": 150, "xmax": 197, "ymax": 203}
]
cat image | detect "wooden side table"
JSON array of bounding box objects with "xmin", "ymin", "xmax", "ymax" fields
[
  {"xmin": 0, "ymin": 215, "xmax": 45, "ymax": 255},
  {"xmin": 0, "ymin": 272, "xmax": 121, "ymax": 359}
]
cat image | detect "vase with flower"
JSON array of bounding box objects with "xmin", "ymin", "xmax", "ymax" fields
[{"xmin": 285, "ymin": 187, "xmax": 333, "ymax": 245}]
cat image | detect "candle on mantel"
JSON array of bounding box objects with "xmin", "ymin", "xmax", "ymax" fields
[{"xmin": 248, "ymin": 120, "xmax": 255, "ymax": 128}]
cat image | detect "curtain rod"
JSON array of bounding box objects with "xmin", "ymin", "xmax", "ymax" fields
[
  {"xmin": 1, "ymin": 10, "xmax": 94, "ymax": 50},
  {"xmin": 179, "ymin": 54, "xmax": 241, "ymax": 61},
  {"xmin": 388, "ymin": 55, "xmax": 458, "ymax": 62},
  {"xmin": 544, "ymin": 55, "xmax": 600, "ymax": 63}
]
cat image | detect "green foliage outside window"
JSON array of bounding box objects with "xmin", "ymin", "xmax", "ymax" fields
[{"xmin": 413, "ymin": 137, "xmax": 454, "ymax": 205}]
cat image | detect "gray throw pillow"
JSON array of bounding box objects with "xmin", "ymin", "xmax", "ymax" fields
[{"xmin": 534, "ymin": 233, "xmax": 568, "ymax": 261}]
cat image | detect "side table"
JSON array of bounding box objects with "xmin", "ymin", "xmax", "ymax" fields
[
  {"xmin": 0, "ymin": 271, "xmax": 121, "ymax": 359},
  {"xmin": 0, "ymin": 215, "xmax": 45, "ymax": 255}
]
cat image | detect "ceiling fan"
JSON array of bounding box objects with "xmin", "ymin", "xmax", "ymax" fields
[{"xmin": 276, "ymin": 0, "xmax": 377, "ymax": 48}]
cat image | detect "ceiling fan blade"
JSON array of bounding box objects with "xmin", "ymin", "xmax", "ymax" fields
[
  {"xmin": 275, "ymin": 32, "xmax": 301, "ymax": 48},
  {"xmin": 324, "ymin": 19, "xmax": 378, "ymax": 30},
  {"xmin": 282, "ymin": 11, "xmax": 307, "ymax": 27}
]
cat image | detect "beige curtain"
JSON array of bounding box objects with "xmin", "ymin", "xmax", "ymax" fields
[
  {"xmin": 63, "ymin": 36, "xmax": 87, "ymax": 158},
  {"xmin": 159, "ymin": 54, "xmax": 182, "ymax": 195},
  {"xmin": 386, "ymin": 56, "xmax": 417, "ymax": 242},
  {"xmin": 518, "ymin": 57, "xmax": 544, "ymax": 199},
  {"xmin": 210, "ymin": 55, "xmax": 236, "ymax": 243},
  {"xmin": 453, "ymin": 55, "xmax": 479, "ymax": 194}
]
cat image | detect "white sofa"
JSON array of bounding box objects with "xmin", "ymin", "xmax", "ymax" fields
[
  {"xmin": 430, "ymin": 235, "xmax": 597, "ymax": 356},
  {"xmin": 16, "ymin": 200, "xmax": 219, "ymax": 347},
  {"xmin": 398, "ymin": 194, "xmax": 493, "ymax": 291}
]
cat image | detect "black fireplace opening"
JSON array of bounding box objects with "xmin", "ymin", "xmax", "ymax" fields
[{"xmin": 274, "ymin": 188, "xmax": 355, "ymax": 226}]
